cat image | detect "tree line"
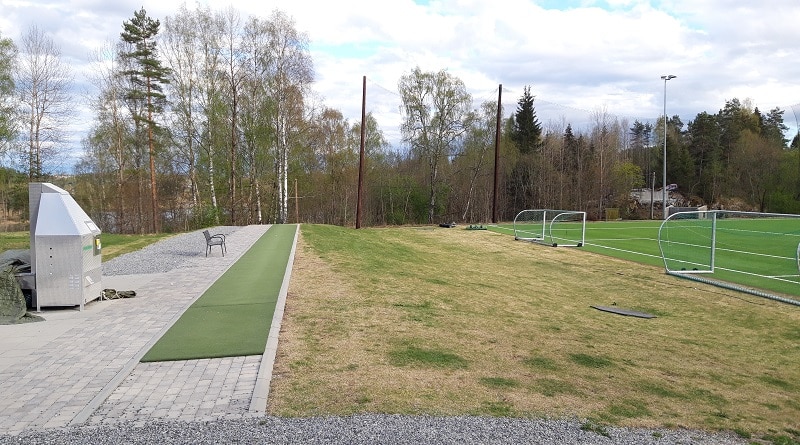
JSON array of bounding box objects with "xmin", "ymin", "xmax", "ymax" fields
[{"xmin": 0, "ymin": 5, "xmax": 798, "ymax": 233}]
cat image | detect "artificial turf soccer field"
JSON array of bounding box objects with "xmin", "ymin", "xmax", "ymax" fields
[{"xmin": 488, "ymin": 219, "xmax": 800, "ymax": 299}]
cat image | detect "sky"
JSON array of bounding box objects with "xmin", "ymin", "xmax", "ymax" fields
[{"xmin": 1, "ymin": 0, "xmax": 800, "ymax": 171}]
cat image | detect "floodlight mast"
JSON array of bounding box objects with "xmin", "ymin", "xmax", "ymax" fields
[{"xmin": 661, "ymin": 74, "xmax": 676, "ymax": 219}]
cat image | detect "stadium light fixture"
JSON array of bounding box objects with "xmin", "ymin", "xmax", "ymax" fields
[{"xmin": 661, "ymin": 74, "xmax": 676, "ymax": 219}]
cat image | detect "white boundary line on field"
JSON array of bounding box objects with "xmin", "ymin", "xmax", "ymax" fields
[
  {"xmin": 589, "ymin": 237, "xmax": 658, "ymax": 242},
  {"xmin": 713, "ymin": 265, "xmax": 800, "ymax": 285},
  {"xmin": 715, "ymin": 246, "xmax": 795, "ymax": 261},
  {"xmin": 491, "ymin": 223, "xmax": 800, "ymax": 287},
  {"xmin": 581, "ymin": 242, "xmax": 664, "ymax": 260},
  {"xmin": 488, "ymin": 224, "xmax": 664, "ymax": 261}
]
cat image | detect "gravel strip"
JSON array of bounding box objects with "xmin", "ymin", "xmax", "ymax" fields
[
  {"xmin": 0, "ymin": 415, "xmax": 748, "ymax": 444},
  {"xmin": 17, "ymin": 227, "xmax": 745, "ymax": 444},
  {"xmin": 102, "ymin": 226, "xmax": 240, "ymax": 276}
]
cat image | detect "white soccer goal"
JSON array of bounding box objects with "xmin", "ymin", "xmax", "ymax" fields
[
  {"xmin": 658, "ymin": 210, "xmax": 800, "ymax": 306},
  {"xmin": 513, "ymin": 209, "xmax": 586, "ymax": 247},
  {"xmin": 657, "ymin": 210, "xmax": 716, "ymax": 274}
]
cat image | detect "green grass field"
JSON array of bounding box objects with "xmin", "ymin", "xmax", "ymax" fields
[{"xmin": 489, "ymin": 218, "xmax": 800, "ymax": 299}]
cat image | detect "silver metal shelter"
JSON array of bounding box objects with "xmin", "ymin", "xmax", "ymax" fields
[{"xmin": 28, "ymin": 183, "xmax": 102, "ymax": 311}]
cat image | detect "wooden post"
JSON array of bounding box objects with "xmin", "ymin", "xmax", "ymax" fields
[
  {"xmin": 492, "ymin": 84, "xmax": 502, "ymax": 224},
  {"xmin": 356, "ymin": 75, "xmax": 367, "ymax": 228}
]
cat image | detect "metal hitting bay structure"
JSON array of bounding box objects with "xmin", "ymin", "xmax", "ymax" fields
[
  {"xmin": 513, "ymin": 209, "xmax": 586, "ymax": 247},
  {"xmin": 26, "ymin": 183, "xmax": 103, "ymax": 311}
]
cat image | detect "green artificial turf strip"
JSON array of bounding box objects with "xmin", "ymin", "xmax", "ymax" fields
[
  {"xmin": 141, "ymin": 224, "xmax": 296, "ymax": 362},
  {"xmin": 141, "ymin": 304, "xmax": 276, "ymax": 361}
]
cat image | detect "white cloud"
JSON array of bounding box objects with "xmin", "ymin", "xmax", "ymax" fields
[{"xmin": 1, "ymin": 0, "xmax": 799, "ymax": 170}]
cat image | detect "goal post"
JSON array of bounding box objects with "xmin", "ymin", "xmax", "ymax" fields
[
  {"xmin": 658, "ymin": 210, "xmax": 800, "ymax": 306},
  {"xmin": 513, "ymin": 209, "xmax": 586, "ymax": 247},
  {"xmin": 657, "ymin": 210, "xmax": 716, "ymax": 274}
]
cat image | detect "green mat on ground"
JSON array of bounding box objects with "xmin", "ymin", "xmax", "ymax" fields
[{"xmin": 141, "ymin": 224, "xmax": 296, "ymax": 362}]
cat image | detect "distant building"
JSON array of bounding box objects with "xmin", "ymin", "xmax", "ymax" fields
[{"xmin": 630, "ymin": 188, "xmax": 675, "ymax": 206}]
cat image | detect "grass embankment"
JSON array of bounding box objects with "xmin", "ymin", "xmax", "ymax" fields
[
  {"xmin": 270, "ymin": 224, "xmax": 800, "ymax": 443},
  {"xmin": 0, "ymin": 231, "xmax": 173, "ymax": 261},
  {"xmin": 0, "ymin": 232, "xmax": 30, "ymax": 252}
]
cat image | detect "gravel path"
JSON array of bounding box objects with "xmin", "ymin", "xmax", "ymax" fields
[
  {"xmin": 0, "ymin": 415, "xmax": 748, "ymax": 444},
  {"xmin": 1, "ymin": 227, "xmax": 749, "ymax": 444},
  {"xmin": 102, "ymin": 226, "xmax": 241, "ymax": 276}
]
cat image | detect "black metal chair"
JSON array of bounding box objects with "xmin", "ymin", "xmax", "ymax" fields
[{"xmin": 203, "ymin": 230, "xmax": 226, "ymax": 257}]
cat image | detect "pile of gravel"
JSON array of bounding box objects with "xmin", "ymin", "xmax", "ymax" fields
[
  {"xmin": 102, "ymin": 226, "xmax": 240, "ymax": 276},
  {"xmin": 0, "ymin": 415, "xmax": 748, "ymax": 445}
]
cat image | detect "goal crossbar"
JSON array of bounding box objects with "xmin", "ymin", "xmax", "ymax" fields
[{"xmin": 513, "ymin": 209, "xmax": 586, "ymax": 247}]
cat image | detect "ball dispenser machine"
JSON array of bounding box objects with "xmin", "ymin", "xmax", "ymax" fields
[{"xmin": 27, "ymin": 182, "xmax": 102, "ymax": 311}]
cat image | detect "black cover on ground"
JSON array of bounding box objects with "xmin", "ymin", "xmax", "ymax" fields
[
  {"xmin": 0, "ymin": 249, "xmax": 43, "ymax": 324},
  {"xmin": 591, "ymin": 305, "xmax": 656, "ymax": 319}
]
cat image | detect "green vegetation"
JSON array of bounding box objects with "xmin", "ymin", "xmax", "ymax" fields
[
  {"xmin": 523, "ymin": 355, "xmax": 559, "ymax": 371},
  {"xmin": 478, "ymin": 401, "xmax": 514, "ymax": 416},
  {"xmin": 2, "ymin": 5, "xmax": 799, "ymax": 237},
  {"xmin": 388, "ymin": 344, "xmax": 469, "ymax": 369},
  {"xmin": 479, "ymin": 377, "xmax": 519, "ymax": 388},
  {"xmin": 762, "ymin": 434, "xmax": 800, "ymax": 445},
  {"xmin": 0, "ymin": 232, "xmax": 29, "ymax": 251},
  {"xmin": 0, "ymin": 231, "xmax": 173, "ymax": 261},
  {"xmin": 580, "ymin": 420, "xmax": 610, "ymax": 437},
  {"xmin": 568, "ymin": 353, "xmax": 614, "ymax": 369},
  {"xmin": 533, "ymin": 378, "xmax": 578, "ymax": 397}
]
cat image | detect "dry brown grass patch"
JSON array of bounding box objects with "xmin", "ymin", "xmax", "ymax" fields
[{"xmin": 268, "ymin": 224, "xmax": 800, "ymax": 438}]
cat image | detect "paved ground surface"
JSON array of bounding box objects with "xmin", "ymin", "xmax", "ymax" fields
[{"xmin": 0, "ymin": 225, "xmax": 292, "ymax": 435}]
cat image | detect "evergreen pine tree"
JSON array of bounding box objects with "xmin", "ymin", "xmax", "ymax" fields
[
  {"xmin": 120, "ymin": 7, "xmax": 171, "ymax": 233},
  {"xmin": 510, "ymin": 86, "xmax": 542, "ymax": 154}
]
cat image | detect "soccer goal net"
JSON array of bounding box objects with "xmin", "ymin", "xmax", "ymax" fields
[
  {"xmin": 513, "ymin": 209, "xmax": 586, "ymax": 247},
  {"xmin": 658, "ymin": 210, "xmax": 800, "ymax": 306}
]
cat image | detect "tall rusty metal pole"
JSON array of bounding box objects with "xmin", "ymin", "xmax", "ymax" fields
[
  {"xmin": 356, "ymin": 76, "xmax": 367, "ymax": 228},
  {"xmin": 492, "ymin": 84, "xmax": 502, "ymax": 224}
]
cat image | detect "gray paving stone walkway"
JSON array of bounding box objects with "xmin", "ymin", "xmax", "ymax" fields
[
  {"xmin": 0, "ymin": 224, "xmax": 289, "ymax": 435},
  {"xmin": 87, "ymin": 355, "xmax": 261, "ymax": 426}
]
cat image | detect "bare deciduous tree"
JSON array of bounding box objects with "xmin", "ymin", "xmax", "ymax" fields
[
  {"xmin": 162, "ymin": 3, "xmax": 202, "ymax": 209},
  {"xmin": 217, "ymin": 6, "xmax": 245, "ymax": 224},
  {"xmin": 86, "ymin": 41, "xmax": 133, "ymax": 232},
  {"xmin": 15, "ymin": 24, "xmax": 73, "ymax": 179},
  {"xmin": 263, "ymin": 10, "xmax": 313, "ymax": 223},
  {"xmin": 399, "ymin": 67, "xmax": 473, "ymax": 223}
]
